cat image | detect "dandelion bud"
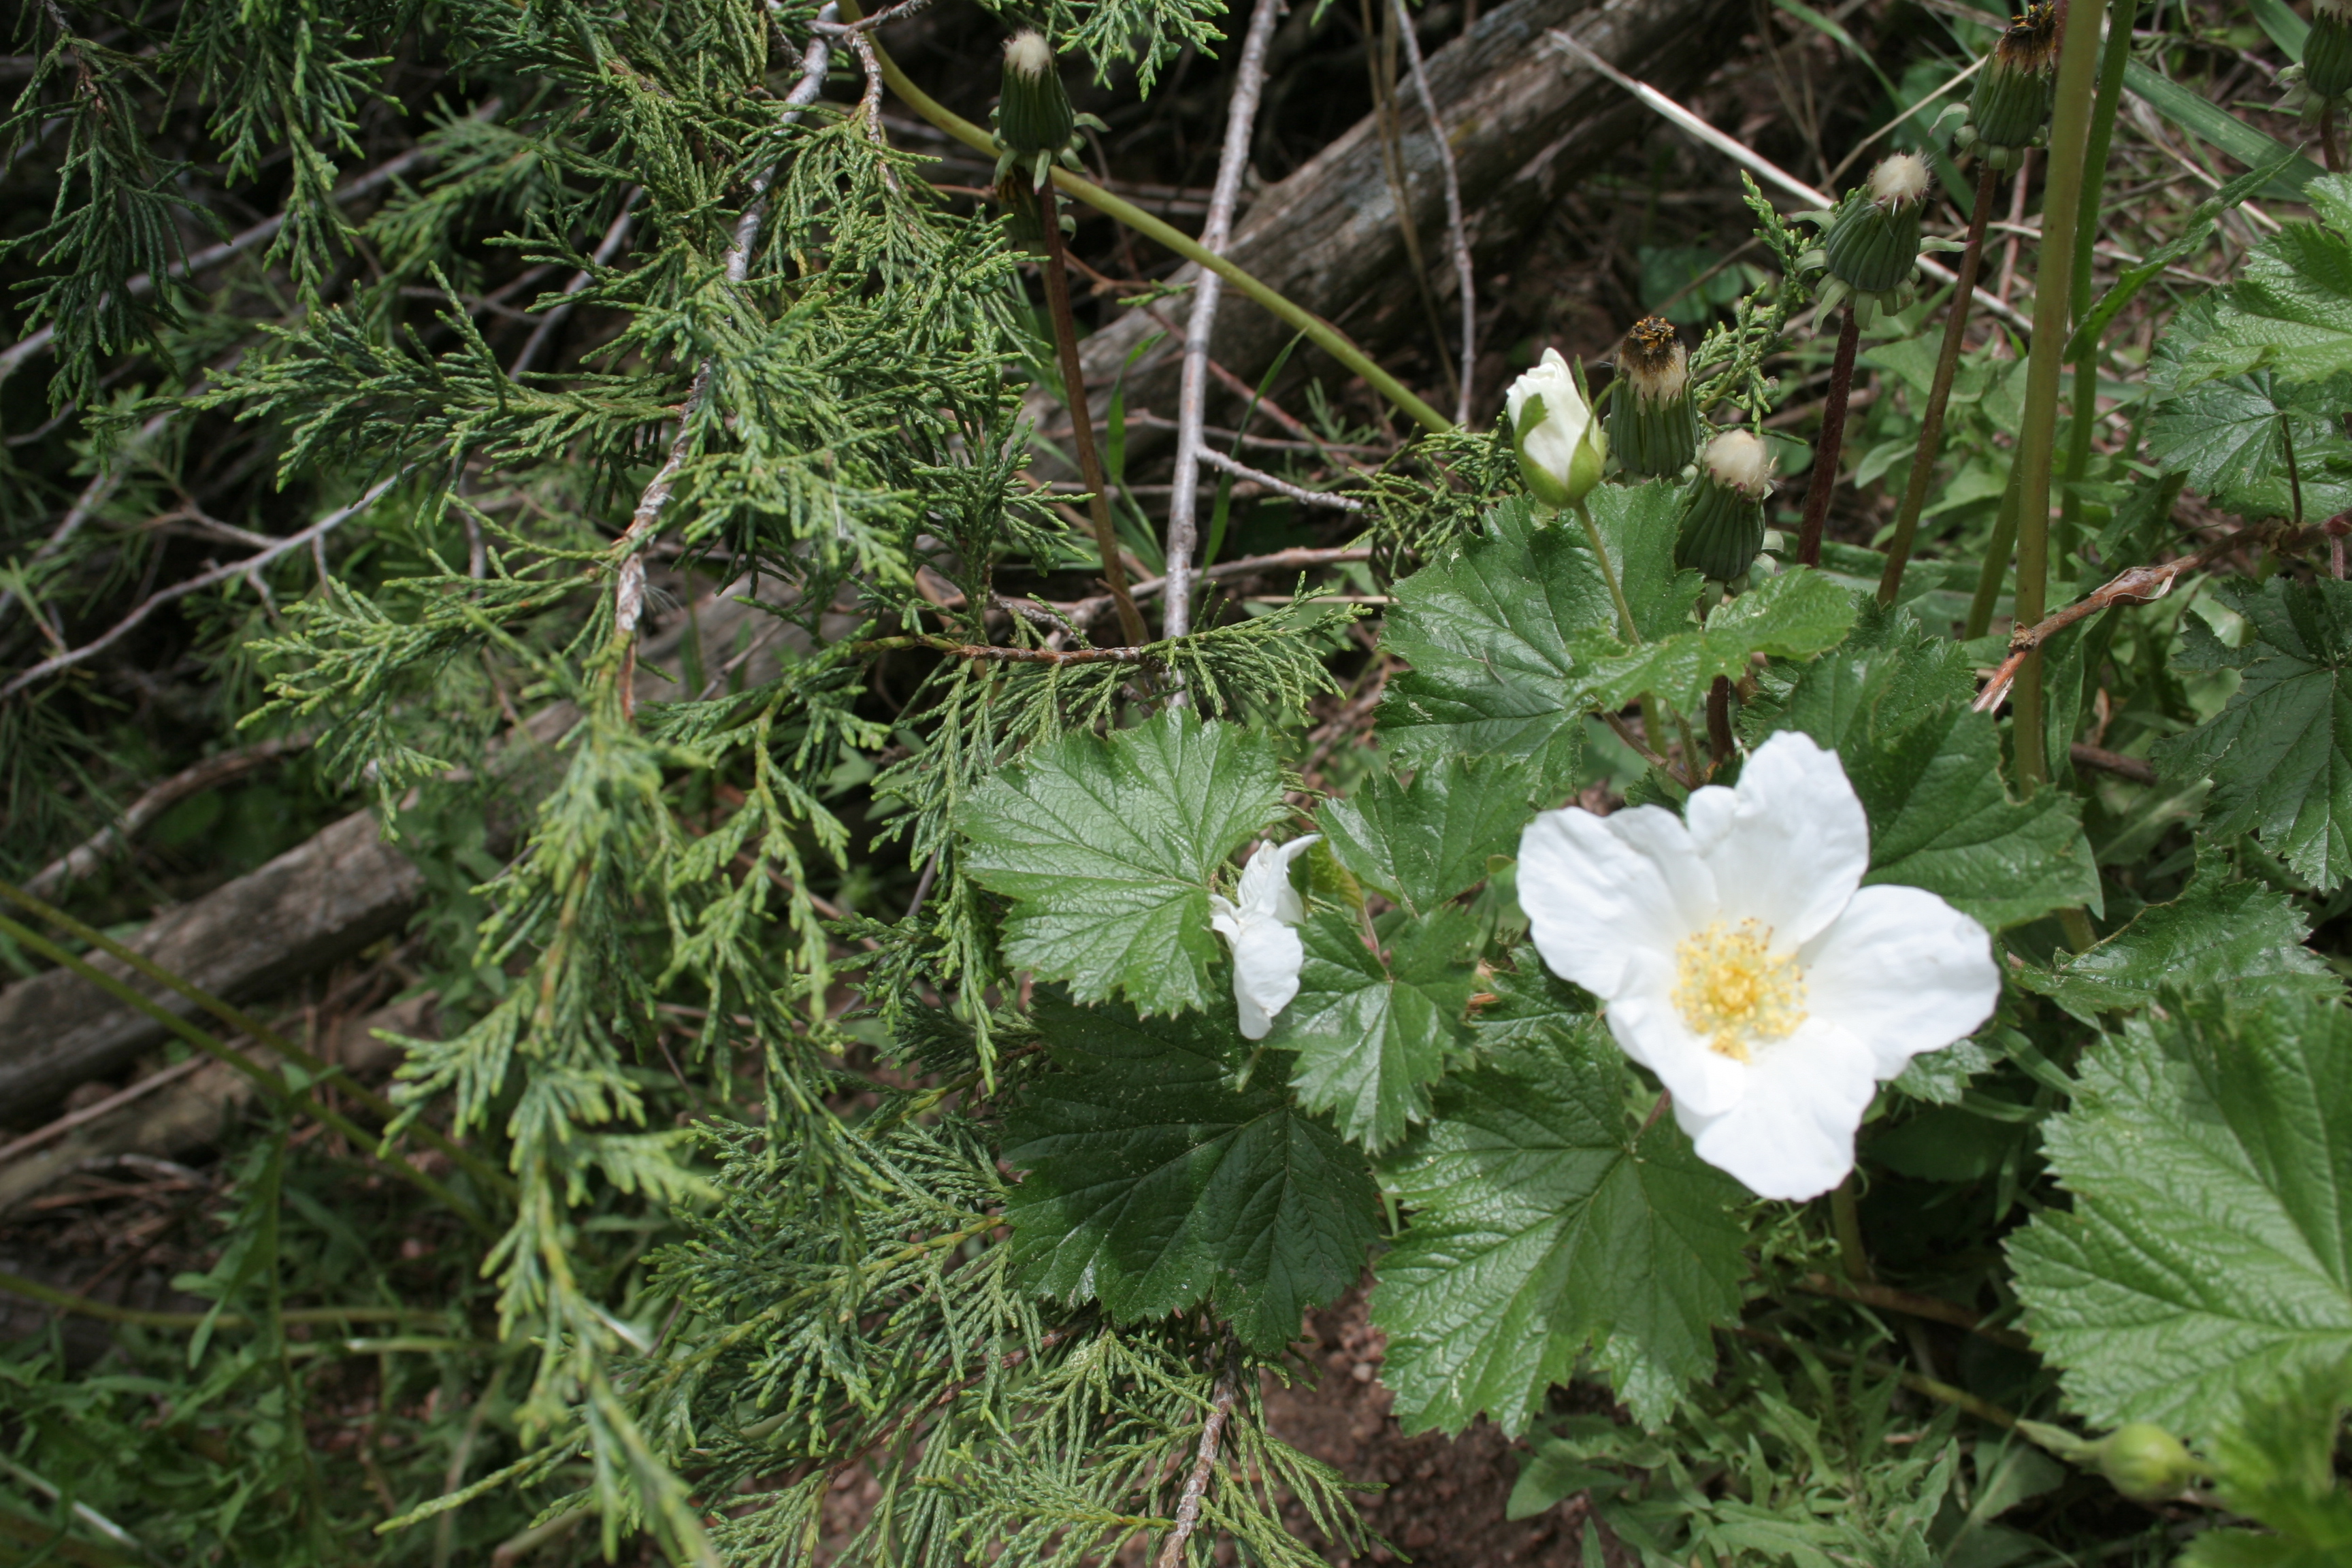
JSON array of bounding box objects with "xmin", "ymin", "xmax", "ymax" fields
[
  {"xmin": 1802, "ymin": 154, "xmax": 1932, "ymax": 327},
  {"xmin": 1674, "ymin": 429, "xmax": 1775, "ymax": 583},
  {"xmin": 1607, "ymin": 316, "xmax": 1701, "ymax": 479},
  {"xmin": 2090, "ymin": 1424, "xmax": 2197, "ymax": 1503},
  {"xmin": 1959, "ymin": 4, "xmax": 2057, "ymax": 168},
  {"xmin": 994, "ymin": 30, "xmax": 1096, "ymax": 191},
  {"xmin": 1505, "ymin": 348, "xmax": 1607, "ymax": 510},
  {"xmin": 2306, "ymin": 0, "xmax": 2352, "ymax": 101}
]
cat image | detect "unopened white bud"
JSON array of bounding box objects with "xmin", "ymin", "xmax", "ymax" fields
[
  {"xmin": 1703, "ymin": 429, "xmax": 1774, "ymax": 498},
  {"xmin": 1004, "ymin": 29, "xmax": 1054, "ymax": 78},
  {"xmin": 1867, "ymin": 153, "xmax": 1930, "ymax": 209}
]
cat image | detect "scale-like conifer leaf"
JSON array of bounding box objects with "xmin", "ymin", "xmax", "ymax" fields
[
  {"xmin": 1369, "ymin": 1019, "xmax": 1746, "ymax": 1435},
  {"xmin": 2010, "ymin": 989, "xmax": 2352, "ymax": 1436},
  {"xmin": 1003, "ymin": 993, "xmax": 1379, "ymax": 1353},
  {"xmin": 957, "ymin": 710, "xmax": 1282, "ymax": 1014}
]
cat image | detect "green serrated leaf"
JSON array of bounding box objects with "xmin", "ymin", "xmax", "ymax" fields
[
  {"xmin": 1281, "ymin": 906, "xmax": 1482, "ymax": 1150},
  {"xmin": 2146, "ymin": 370, "xmax": 2352, "ymax": 521},
  {"xmin": 1369, "ymin": 1019, "xmax": 1747, "ymax": 1435},
  {"xmin": 1469, "ymin": 946, "xmax": 1597, "ymax": 1051},
  {"xmin": 2179, "ymin": 175, "xmax": 2352, "ymax": 388},
  {"xmin": 2009, "ymin": 988, "xmax": 2352, "ymax": 1437},
  {"xmin": 1378, "ymin": 487, "xmax": 1693, "ymax": 787},
  {"xmin": 1003, "ymin": 991, "xmax": 1379, "ymax": 1354},
  {"xmin": 2014, "ymin": 856, "xmax": 2336, "ymax": 1022},
  {"xmin": 2153, "ymin": 576, "xmax": 2352, "ymax": 890},
  {"xmin": 957, "ymin": 710, "xmax": 1281, "ymax": 1015},
  {"xmin": 1765, "ymin": 612, "xmax": 2102, "ymax": 928},
  {"xmin": 1318, "ymin": 755, "xmax": 1532, "ymax": 916},
  {"xmin": 1575, "ymin": 568, "xmax": 1859, "ymax": 714}
]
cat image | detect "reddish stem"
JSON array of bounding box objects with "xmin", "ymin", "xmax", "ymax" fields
[
  {"xmin": 1705, "ymin": 675, "xmax": 1735, "ymax": 770},
  {"xmin": 1795, "ymin": 306, "xmax": 1861, "ymax": 568}
]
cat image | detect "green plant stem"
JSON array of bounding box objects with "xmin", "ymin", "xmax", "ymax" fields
[
  {"xmin": 1830, "ymin": 1177, "xmax": 1873, "ymax": 1284},
  {"xmin": 2010, "ymin": 0, "xmax": 2111, "ymax": 793},
  {"xmin": 1036, "ymin": 184, "xmax": 1151, "ymax": 648},
  {"xmin": 837, "ymin": 1, "xmax": 1453, "ymax": 436},
  {"xmin": 0, "ymin": 913, "xmax": 497, "ymax": 1238},
  {"xmin": 1878, "ymin": 163, "xmax": 2001, "ymax": 606},
  {"xmin": 1735, "ymin": 1326, "xmax": 2021, "ymax": 1431},
  {"xmin": 1966, "ymin": 461, "xmax": 2025, "ymax": 639},
  {"xmin": 0, "ymin": 878, "xmax": 514, "ymax": 1203},
  {"xmin": 0, "ymin": 1267, "xmax": 453, "ymax": 1331},
  {"xmin": 2055, "ymin": 0, "xmax": 2140, "ymax": 564},
  {"xmin": 1570, "ymin": 497, "xmax": 1641, "ymax": 644}
]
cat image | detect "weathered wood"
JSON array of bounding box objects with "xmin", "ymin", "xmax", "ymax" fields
[{"xmin": 1069, "ymin": 0, "xmax": 1748, "ymax": 419}]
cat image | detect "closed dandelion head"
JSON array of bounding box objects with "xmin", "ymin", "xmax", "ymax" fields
[
  {"xmin": 1811, "ymin": 156, "xmax": 1932, "ymax": 326},
  {"xmin": 1674, "ymin": 429, "xmax": 1774, "ymax": 582},
  {"xmin": 2291, "ymin": 0, "xmax": 2352, "ymax": 103},
  {"xmin": 1962, "ymin": 4, "xmax": 2059, "ymax": 161},
  {"xmin": 1003, "ymin": 28, "xmax": 1054, "ymax": 77},
  {"xmin": 1608, "ymin": 318, "xmax": 1699, "ymax": 478},
  {"xmin": 994, "ymin": 28, "xmax": 1089, "ymax": 189},
  {"xmin": 1702, "ymin": 429, "xmax": 1774, "ymax": 499}
]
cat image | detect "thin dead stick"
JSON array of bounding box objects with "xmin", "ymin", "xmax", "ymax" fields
[
  {"xmin": 859, "ymin": 636, "xmax": 1149, "ymax": 666},
  {"xmin": 1795, "ymin": 306, "xmax": 1860, "ymax": 568},
  {"xmin": 1156, "ymin": 1364, "xmax": 1241, "ymax": 1568},
  {"xmin": 1541, "ymin": 29, "xmax": 2032, "ymax": 334},
  {"xmin": 508, "ymin": 191, "xmax": 643, "ymax": 378},
  {"xmin": 1793, "ymin": 1271, "xmax": 2032, "ymax": 1348},
  {"xmin": 0, "ymin": 402, "xmax": 178, "ymax": 631},
  {"xmin": 1060, "ymin": 544, "xmax": 1375, "ymax": 627},
  {"xmin": 24, "ymin": 736, "xmax": 306, "ymax": 897},
  {"xmin": 609, "ymin": 18, "xmax": 836, "ymax": 715},
  {"xmin": 0, "ymin": 1052, "xmax": 208, "ymax": 1169},
  {"xmin": 1164, "ymin": 0, "xmax": 1286, "ymax": 642},
  {"xmin": 1393, "ymin": 0, "xmax": 1475, "ymax": 426},
  {"xmin": 1974, "ymin": 551, "xmax": 2225, "ymax": 713},
  {"xmin": 1879, "ymin": 163, "xmax": 2000, "ymax": 604},
  {"xmin": 2, "ymin": 474, "xmax": 402, "ymax": 701},
  {"xmin": 1195, "ymin": 446, "xmax": 1365, "ymax": 510},
  {"xmin": 0, "ymin": 99, "xmax": 504, "ymax": 389},
  {"xmin": 2070, "ymin": 742, "xmax": 2156, "ymax": 784}
]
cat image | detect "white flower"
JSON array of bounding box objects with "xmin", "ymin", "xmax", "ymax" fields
[
  {"xmin": 1209, "ymin": 835, "xmax": 1320, "ymax": 1040},
  {"xmin": 1505, "ymin": 348, "xmax": 1607, "ymax": 509},
  {"xmin": 1516, "ymin": 732, "xmax": 1998, "ymax": 1200}
]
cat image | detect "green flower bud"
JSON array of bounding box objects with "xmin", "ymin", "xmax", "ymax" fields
[
  {"xmin": 2308, "ymin": 0, "xmax": 2352, "ymax": 101},
  {"xmin": 1674, "ymin": 429, "xmax": 1775, "ymax": 583},
  {"xmin": 2092, "ymin": 1424, "xmax": 2197, "ymax": 1503},
  {"xmin": 1608, "ymin": 316, "xmax": 1701, "ymax": 479},
  {"xmin": 1963, "ymin": 4, "xmax": 2057, "ymax": 166},
  {"xmin": 1507, "ymin": 348, "xmax": 1607, "ymax": 509},
  {"xmin": 998, "ymin": 31, "xmax": 1075, "ymax": 159},
  {"xmin": 1823, "ymin": 154, "xmax": 1930, "ymax": 295}
]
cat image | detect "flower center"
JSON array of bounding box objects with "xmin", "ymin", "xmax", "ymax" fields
[{"xmin": 1672, "ymin": 919, "xmax": 1808, "ymax": 1062}]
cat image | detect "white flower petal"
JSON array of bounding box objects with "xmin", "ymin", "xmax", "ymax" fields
[
  {"xmin": 1229, "ymin": 915, "xmax": 1305, "ymax": 1040},
  {"xmin": 1232, "ymin": 834, "xmax": 1319, "ymax": 925},
  {"xmin": 1676, "ymin": 1018, "xmax": 1878, "ymax": 1200},
  {"xmin": 1603, "ymin": 947, "xmax": 1750, "ymax": 1118},
  {"xmin": 1801, "ymin": 883, "xmax": 1999, "ymax": 1079},
  {"xmin": 1686, "ymin": 731, "xmax": 1867, "ymax": 949},
  {"xmin": 1519, "ymin": 804, "xmax": 1716, "ymax": 1000}
]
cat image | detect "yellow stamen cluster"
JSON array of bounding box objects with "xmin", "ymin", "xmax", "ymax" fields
[{"xmin": 1673, "ymin": 918, "xmax": 1808, "ymax": 1062}]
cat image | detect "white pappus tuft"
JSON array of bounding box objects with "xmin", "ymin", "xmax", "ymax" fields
[
  {"xmin": 1867, "ymin": 152, "xmax": 1931, "ymax": 208},
  {"xmin": 1702, "ymin": 429, "xmax": 1775, "ymax": 498},
  {"xmin": 1004, "ymin": 29, "xmax": 1054, "ymax": 78}
]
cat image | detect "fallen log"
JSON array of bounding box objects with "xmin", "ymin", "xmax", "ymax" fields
[{"xmin": 1064, "ymin": 0, "xmax": 1750, "ymax": 421}]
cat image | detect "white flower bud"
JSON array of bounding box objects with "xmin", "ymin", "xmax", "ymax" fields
[
  {"xmin": 1504, "ymin": 348, "xmax": 1607, "ymax": 509},
  {"xmin": 1702, "ymin": 429, "xmax": 1774, "ymax": 499},
  {"xmin": 1867, "ymin": 152, "xmax": 1930, "ymax": 210}
]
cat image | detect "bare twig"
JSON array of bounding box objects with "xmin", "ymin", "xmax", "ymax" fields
[
  {"xmin": 24, "ymin": 736, "xmax": 308, "ymax": 897},
  {"xmin": 1195, "ymin": 446, "xmax": 1366, "ymax": 510},
  {"xmin": 0, "ymin": 402, "xmax": 178, "ymax": 632},
  {"xmin": 858, "ymin": 635, "xmax": 1149, "ymax": 666},
  {"xmin": 2070, "ymin": 743, "xmax": 2157, "ymax": 784},
  {"xmin": 1165, "ymin": 0, "xmax": 1286, "ymax": 642},
  {"xmin": 0, "ymin": 100, "xmax": 506, "ymax": 389},
  {"xmin": 610, "ymin": 17, "xmax": 836, "ymax": 715},
  {"xmin": 1155, "ymin": 1362, "xmax": 1241, "ymax": 1568},
  {"xmin": 0, "ymin": 1054, "xmax": 208, "ymax": 1169},
  {"xmin": 2, "ymin": 475, "xmax": 402, "ymax": 701},
  {"xmin": 1972, "ymin": 538, "xmax": 2253, "ymax": 713},
  {"xmin": 1059, "ymin": 544, "xmax": 1375, "ymax": 627},
  {"xmin": 1394, "ymin": 0, "xmax": 1474, "ymax": 426}
]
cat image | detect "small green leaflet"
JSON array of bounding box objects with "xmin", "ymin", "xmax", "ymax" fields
[
  {"xmin": 2154, "ymin": 576, "xmax": 2352, "ymax": 890},
  {"xmin": 1767, "ymin": 610, "xmax": 2101, "ymax": 928},
  {"xmin": 1379, "ymin": 486, "xmax": 1693, "ymax": 787},
  {"xmin": 956, "ymin": 710, "xmax": 1280, "ymax": 1015},
  {"xmin": 2009, "ymin": 989, "xmax": 2352, "ymax": 1437},
  {"xmin": 1574, "ymin": 568, "xmax": 1858, "ymax": 715},
  {"xmin": 1369, "ymin": 1018, "xmax": 1747, "ymax": 1435},
  {"xmin": 1003, "ymin": 992, "xmax": 1379, "ymax": 1354},
  {"xmin": 1317, "ymin": 754, "xmax": 1529, "ymax": 916},
  {"xmin": 2014, "ymin": 853, "xmax": 2336, "ymax": 1022},
  {"xmin": 1280, "ymin": 906, "xmax": 1482, "ymax": 1150},
  {"xmin": 2183, "ymin": 1361, "xmax": 2352, "ymax": 1567},
  {"xmin": 1469, "ymin": 946, "xmax": 1596, "ymax": 1051},
  {"xmin": 2145, "ymin": 371, "xmax": 2352, "ymax": 523}
]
